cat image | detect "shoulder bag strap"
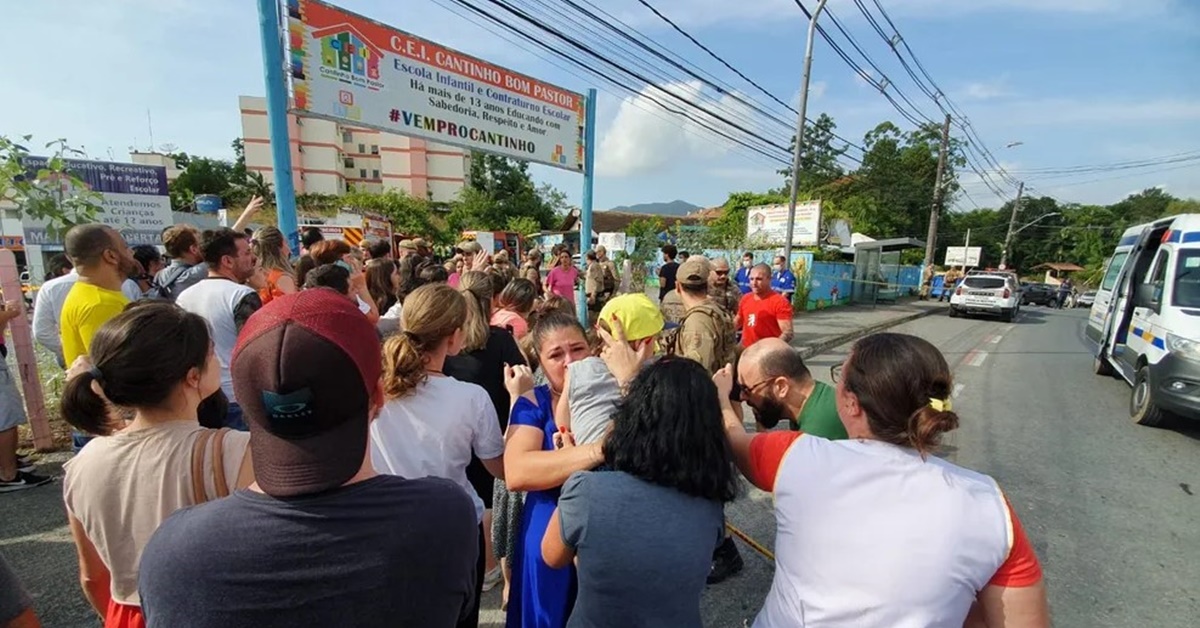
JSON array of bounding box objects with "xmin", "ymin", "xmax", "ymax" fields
[
  {"xmin": 210, "ymin": 428, "xmax": 231, "ymax": 499},
  {"xmin": 191, "ymin": 430, "xmax": 215, "ymax": 504}
]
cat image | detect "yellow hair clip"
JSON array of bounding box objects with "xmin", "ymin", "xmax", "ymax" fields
[{"xmin": 929, "ymin": 398, "xmax": 952, "ymax": 412}]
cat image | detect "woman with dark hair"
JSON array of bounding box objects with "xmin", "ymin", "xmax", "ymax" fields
[
  {"xmin": 60, "ymin": 303, "xmax": 253, "ymax": 628},
  {"xmin": 541, "ymin": 357, "xmax": 737, "ymax": 627},
  {"xmin": 492, "ymin": 278, "xmax": 537, "ymax": 340},
  {"xmin": 365, "ymin": 259, "xmax": 400, "ymax": 316},
  {"xmin": 544, "ymin": 250, "xmax": 579, "ymax": 305},
  {"xmin": 130, "ymin": 245, "xmax": 163, "ymax": 295},
  {"xmin": 503, "ymin": 311, "xmax": 601, "ymax": 628},
  {"xmin": 251, "ymin": 226, "xmax": 296, "ymax": 304},
  {"xmin": 716, "ymin": 332, "xmax": 1049, "ymax": 628}
]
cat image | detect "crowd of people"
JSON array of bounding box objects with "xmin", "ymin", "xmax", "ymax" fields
[{"xmin": 0, "ymin": 213, "xmax": 1050, "ymax": 628}]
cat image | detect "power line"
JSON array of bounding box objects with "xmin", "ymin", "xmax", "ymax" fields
[
  {"xmin": 442, "ymin": 0, "xmax": 792, "ymax": 165},
  {"xmin": 627, "ymin": 0, "xmax": 867, "ymax": 160}
]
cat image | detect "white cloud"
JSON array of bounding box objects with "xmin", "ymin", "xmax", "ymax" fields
[
  {"xmin": 596, "ymin": 81, "xmax": 781, "ymax": 177},
  {"xmin": 705, "ymin": 167, "xmax": 781, "ymax": 182},
  {"xmin": 957, "ymin": 76, "xmax": 1013, "ymax": 101}
]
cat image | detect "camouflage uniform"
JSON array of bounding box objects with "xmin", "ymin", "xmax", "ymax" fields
[
  {"xmin": 668, "ymin": 301, "xmax": 738, "ymax": 374},
  {"xmin": 659, "ymin": 290, "xmax": 686, "ymax": 325},
  {"xmin": 707, "ymin": 281, "xmax": 742, "ymax": 318}
]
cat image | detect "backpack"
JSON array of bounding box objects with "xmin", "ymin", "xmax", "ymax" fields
[
  {"xmin": 662, "ymin": 303, "xmax": 737, "ymax": 373},
  {"xmin": 145, "ymin": 264, "xmax": 191, "ymax": 301},
  {"xmin": 601, "ymin": 261, "xmax": 617, "ymax": 294}
]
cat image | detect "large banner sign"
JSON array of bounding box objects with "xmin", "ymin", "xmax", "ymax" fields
[
  {"xmin": 944, "ymin": 246, "xmax": 982, "ymax": 267},
  {"xmin": 746, "ymin": 201, "xmax": 822, "ymax": 247},
  {"xmin": 286, "ymin": 0, "xmax": 586, "ymax": 171},
  {"xmin": 20, "ymin": 157, "xmax": 172, "ymax": 247}
]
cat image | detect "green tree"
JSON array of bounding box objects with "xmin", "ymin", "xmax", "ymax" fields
[
  {"xmin": 777, "ymin": 113, "xmax": 847, "ymax": 193},
  {"xmin": 703, "ymin": 190, "xmax": 788, "ymax": 248},
  {"xmin": 168, "ymin": 155, "xmax": 240, "ymax": 211},
  {"xmin": 341, "ymin": 189, "xmax": 445, "ymax": 243},
  {"xmin": 0, "ymin": 135, "xmax": 104, "ymax": 238},
  {"xmin": 505, "ymin": 215, "xmax": 542, "ymax": 240},
  {"xmin": 460, "ymin": 153, "xmax": 561, "ymax": 230}
]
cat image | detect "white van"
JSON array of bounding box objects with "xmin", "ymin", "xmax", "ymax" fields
[{"xmin": 1087, "ymin": 214, "xmax": 1200, "ymax": 426}]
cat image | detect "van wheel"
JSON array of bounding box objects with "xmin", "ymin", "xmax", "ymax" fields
[
  {"xmin": 1093, "ymin": 354, "xmax": 1114, "ymax": 377},
  {"xmin": 1001, "ymin": 309, "xmax": 1014, "ymax": 323},
  {"xmin": 948, "ymin": 307, "xmax": 959, "ymax": 318},
  {"xmin": 1131, "ymin": 366, "xmax": 1171, "ymax": 427}
]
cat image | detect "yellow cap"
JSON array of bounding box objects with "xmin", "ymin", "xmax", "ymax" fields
[{"xmin": 598, "ymin": 293, "xmax": 665, "ymax": 342}]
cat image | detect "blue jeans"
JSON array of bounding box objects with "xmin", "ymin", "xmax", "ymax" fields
[{"xmin": 224, "ymin": 402, "xmax": 248, "ymax": 431}]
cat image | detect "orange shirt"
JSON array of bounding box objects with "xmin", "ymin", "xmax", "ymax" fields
[
  {"xmin": 257, "ymin": 268, "xmax": 287, "ymax": 305},
  {"xmin": 738, "ymin": 291, "xmax": 792, "ymax": 347}
]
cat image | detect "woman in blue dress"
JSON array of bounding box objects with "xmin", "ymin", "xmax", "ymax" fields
[{"xmin": 502, "ymin": 310, "xmax": 602, "ymax": 628}]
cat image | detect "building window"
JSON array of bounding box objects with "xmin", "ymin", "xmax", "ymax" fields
[
  {"xmin": 372, "ymin": 169, "xmax": 380, "ymax": 179},
  {"xmin": 370, "ymin": 144, "xmax": 379, "ymax": 155},
  {"xmin": 344, "ymin": 157, "xmax": 354, "ymax": 168},
  {"xmin": 342, "ymin": 131, "xmax": 353, "ymax": 143},
  {"xmin": 358, "ymin": 143, "xmax": 365, "ymax": 153},
  {"xmin": 360, "ymin": 168, "xmax": 367, "ymax": 178}
]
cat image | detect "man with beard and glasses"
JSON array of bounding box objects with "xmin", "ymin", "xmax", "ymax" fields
[{"xmin": 736, "ymin": 338, "xmax": 847, "ymax": 440}]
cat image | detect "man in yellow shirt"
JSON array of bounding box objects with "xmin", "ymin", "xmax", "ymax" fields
[{"xmin": 60, "ymin": 224, "xmax": 137, "ymax": 365}]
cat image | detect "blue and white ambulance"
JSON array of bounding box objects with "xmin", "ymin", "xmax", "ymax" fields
[{"xmin": 1086, "ymin": 214, "xmax": 1200, "ymax": 426}]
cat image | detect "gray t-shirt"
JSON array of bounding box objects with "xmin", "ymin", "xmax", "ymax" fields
[
  {"xmin": 0, "ymin": 554, "xmax": 32, "ymax": 625},
  {"xmin": 558, "ymin": 470, "xmax": 724, "ymax": 628},
  {"xmin": 566, "ymin": 357, "xmax": 621, "ymax": 445}
]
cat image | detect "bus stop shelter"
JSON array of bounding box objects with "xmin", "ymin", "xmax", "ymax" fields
[{"xmin": 852, "ymin": 237, "xmax": 925, "ymax": 305}]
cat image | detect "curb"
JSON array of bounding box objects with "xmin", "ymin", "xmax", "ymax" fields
[{"xmin": 795, "ymin": 306, "xmax": 943, "ymax": 359}]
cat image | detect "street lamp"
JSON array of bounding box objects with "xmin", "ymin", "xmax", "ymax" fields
[
  {"xmin": 998, "ymin": 141, "xmax": 1025, "ymax": 269},
  {"xmin": 1014, "ymin": 212, "xmax": 1060, "ymax": 234},
  {"xmin": 783, "ymin": 0, "xmax": 830, "ymax": 265}
]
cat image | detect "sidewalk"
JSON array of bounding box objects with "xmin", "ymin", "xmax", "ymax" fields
[{"xmin": 789, "ymin": 298, "xmax": 945, "ymax": 357}]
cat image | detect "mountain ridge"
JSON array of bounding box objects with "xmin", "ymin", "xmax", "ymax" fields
[{"xmin": 605, "ymin": 200, "xmax": 702, "ymax": 216}]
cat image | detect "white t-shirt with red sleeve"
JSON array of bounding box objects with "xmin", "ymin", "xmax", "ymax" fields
[{"xmin": 747, "ymin": 431, "xmax": 1042, "ymax": 628}]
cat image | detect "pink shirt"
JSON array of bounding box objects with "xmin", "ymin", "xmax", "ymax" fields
[
  {"xmin": 490, "ymin": 309, "xmax": 529, "ymax": 339},
  {"xmin": 546, "ymin": 266, "xmax": 579, "ymax": 303}
]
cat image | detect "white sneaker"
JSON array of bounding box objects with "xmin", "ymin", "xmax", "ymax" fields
[{"xmin": 481, "ymin": 566, "xmax": 502, "ymax": 592}]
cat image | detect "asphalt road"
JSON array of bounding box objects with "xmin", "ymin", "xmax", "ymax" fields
[{"xmin": 4, "ymin": 306, "xmax": 1198, "ymax": 627}]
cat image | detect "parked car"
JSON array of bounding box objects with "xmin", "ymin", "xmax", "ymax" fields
[
  {"xmin": 950, "ymin": 273, "xmax": 1022, "ymax": 322},
  {"xmin": 1020, "ymin": 283, "xmax": 1058, "ymax": 306},
  {"xmin": 1075, "ymin": 290, "xmax": 1096, "ymax": 308}
]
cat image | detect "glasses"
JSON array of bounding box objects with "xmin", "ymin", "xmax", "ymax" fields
[
  {"xmin": 830, "ymin": 363, "xmax": 844, "ymax": 383},
  {"xmin": 736, "ymin": 378, "xmax": 772, "ymax": 400},
  {"xmin": 715, "ymin": 270, "xmax": 729, "ymax": 276}
]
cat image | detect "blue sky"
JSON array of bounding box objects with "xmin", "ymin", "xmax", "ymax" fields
[{"xmin": 3, "ymin": 0, "xmax": 1198, "ymax": 214}]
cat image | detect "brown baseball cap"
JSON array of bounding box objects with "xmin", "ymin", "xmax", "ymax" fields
[
  {"xmin": 457, "ymin": 240, "xmax": 483, "ymax": 254},
  {"xmin": 398, "ymin": 239, "xmax": 417, "ymax": 251},
  {"xmin": 231, "ymin": 289, "xmax": 382, "ymax": 497},
  {"xmin": 412, "ymin": 237, "xmax": 429, "ymax": 249},
  {"xmin": 677, "ymin": 255, "xmax": 713, "ymax": 288}
]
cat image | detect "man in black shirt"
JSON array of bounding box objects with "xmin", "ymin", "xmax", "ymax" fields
[
  {"xmin": 139, "ymin": 289, "xmax": 478, "ymax": 628},
  {"xmin": 657, "ymin": 244, "xmax": 680, "ymax": 302}
]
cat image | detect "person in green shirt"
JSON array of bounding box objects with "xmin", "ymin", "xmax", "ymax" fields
[{"xmin": 736, "ymin": 338, "xmax": 849, "ymax": 440}]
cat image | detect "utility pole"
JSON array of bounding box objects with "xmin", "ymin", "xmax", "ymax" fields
[
  {"xmin": 923, "ymin": 113, "xmax": 952, "ymax": 268},
  {"xmin": 1000, "ymin": 181, "xmax": 1024, "ymax": 270},
  {"xmin": 783, "ymin": 0, "xmax": 830, "ymax": 266}
]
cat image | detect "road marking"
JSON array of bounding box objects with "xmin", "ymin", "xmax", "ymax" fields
[
  {"xmin": 953, "ymin": 383, "xmax": 966, "ymax": 398},
  {"xmin": 967, "ymin": 350, "xmax": 989, "ymax": 367},
  {"xmin": 990, "ymin": 334, "xmax": 1003, "ymax": 344}
]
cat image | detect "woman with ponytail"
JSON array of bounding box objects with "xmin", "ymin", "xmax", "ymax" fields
[
  {"xmin": 444, "ymin": 271, "xmax": 528, "ymax": 600},
  {"xmin": 369, "ymin": 282, "xmax": 505, "ymax": 628},
  {"xmin": 251, "ymin": 226, "xmax": 296, "ymax": 304},
  {"xmin": 711, "ymin": 332, "xmax": 1049, "ymax": 628},
  {"xmin": 61, "ymin": 302, "xmax": 254, "ymax": 628}
]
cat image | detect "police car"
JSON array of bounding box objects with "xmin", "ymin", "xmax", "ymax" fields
[
  {"xmin": 948, "ymin": 272, "xmax": 1021, "ymax": 322},
  {"xmin": 1087, "ymin": 214, "xmax": 1200, "ymax": 426}
]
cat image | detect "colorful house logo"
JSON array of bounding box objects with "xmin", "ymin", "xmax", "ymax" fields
[{"xmin": 313, "ymin": 24, "xmax": 381, "ymax": 82}]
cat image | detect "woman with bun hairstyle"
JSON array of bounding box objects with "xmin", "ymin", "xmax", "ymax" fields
[
  {"xmin": 60, "ymin": 302, "xmax": 253, "ymax": 628},
  {"xmin": 369, "ymin": 282, "xmax": 505, "ymax": 628},
  {"xmin": 711, "ymin": 332, "xmax": 1049, "ymax": 628}
]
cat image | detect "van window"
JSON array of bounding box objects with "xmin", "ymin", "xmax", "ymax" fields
[
  {"xmin": 1174, "ymin": 250, "xmax": 1200, "ymax": 308},
  {"xmin": 1101, "ymin": 252, "xmax": 1129, "ymax": 291}
]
